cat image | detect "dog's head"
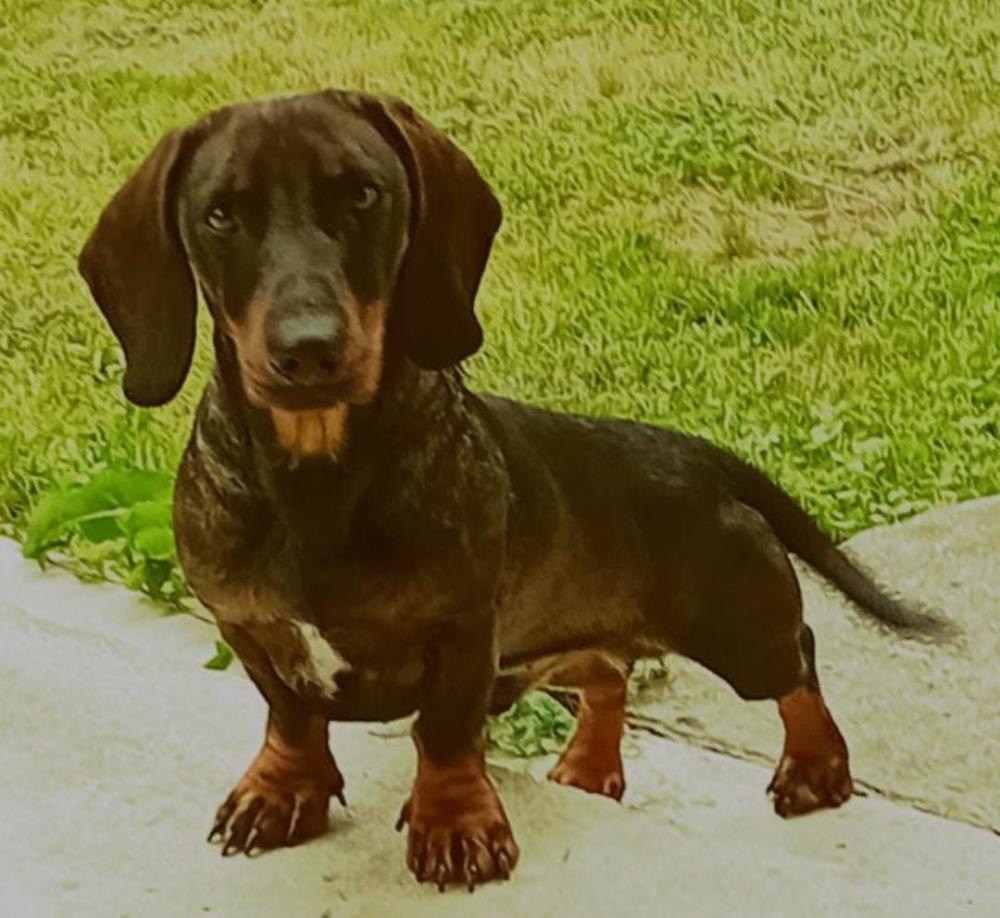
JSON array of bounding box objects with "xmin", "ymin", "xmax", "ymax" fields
[{"xmin": 78, "ymin": 91, "xmax": 501, "ymax": 452}]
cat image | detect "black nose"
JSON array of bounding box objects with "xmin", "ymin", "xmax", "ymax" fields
[{"xmin": 267, "ymin": 313, "xmax": 342, "ymax": 385}]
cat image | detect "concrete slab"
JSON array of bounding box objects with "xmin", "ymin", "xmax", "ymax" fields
[{"xmin": 0, "ymin": 502, "xmax": 998, "ymax": 916}]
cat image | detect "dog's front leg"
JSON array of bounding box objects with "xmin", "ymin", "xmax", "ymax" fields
[
  {"xmin": 208, "ymin": 623, "xmax": 345, "ymax": 856},
  {"xmin": 397, "ymin": 610, "xmax": 519, "ymax": 891}
]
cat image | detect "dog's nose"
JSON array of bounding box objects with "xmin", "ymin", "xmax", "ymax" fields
[{"xmin": 267, "ymin": 313, "xmax": 342, "ymax": 384}]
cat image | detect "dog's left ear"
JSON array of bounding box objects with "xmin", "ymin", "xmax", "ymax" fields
[
  {"xmin": 349, "ymin": 93, "xmax": 502, "ymax": 370},
  {"xmin": 78, "ymin": 129, "xmax": 198, "ymax": 407}
]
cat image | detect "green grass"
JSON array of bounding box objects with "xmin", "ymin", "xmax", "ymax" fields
[{"xmin": 2, "ymin": 0, "xmax": 998, "ymax": 548}]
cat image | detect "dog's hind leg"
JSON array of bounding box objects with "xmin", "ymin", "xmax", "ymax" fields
[
  {"xmin": 672, "ymin": 499, "xmax": 853, "ymax": 816},
  {"xmin": 546, "ymin": 656, "xmax": 629, "ymax": 801},
  {"xmin": 687, "ymin": 617, "xmax": 853, "ymax": 816}
]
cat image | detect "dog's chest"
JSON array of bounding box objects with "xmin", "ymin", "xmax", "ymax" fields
[
  {"xmin": 203, "ymin": 555, "xmax": 441, "ymax": 711},
  {"xmin": 235, "ymin": 603, "xmax": 428, "ymax": 712},
  {"xmin": 174, "ymin": 402, "xmax": 505, "ymax": 711},
  {"xmin": 263, "ymin": 621, "xmax": 352, "ymax": 700}
]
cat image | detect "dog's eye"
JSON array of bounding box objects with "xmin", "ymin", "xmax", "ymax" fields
[
  {"xmin": 350, "ymin": 184, "xmax": 380, "ymax": 211},
  {"xmin": 205, "ymin": 205, "xmax": 237, "ymax": 234}
]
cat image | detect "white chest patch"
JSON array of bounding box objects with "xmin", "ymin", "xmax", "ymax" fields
[{"xmin": 291, "ymin": 623, "xmax": 352, "ymax": 699}]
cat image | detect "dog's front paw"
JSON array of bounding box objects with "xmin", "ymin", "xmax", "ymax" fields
[
  {"xmin": 767, "ymin": 751, "xmax": 853, "ymax": 817},
  {"xmin": 208, "ymin": 744, "xmax": 345, "ymax": 855},
  {"xmin": 396, "ymin": 774, "xmax": 519, "ymax": 891}
]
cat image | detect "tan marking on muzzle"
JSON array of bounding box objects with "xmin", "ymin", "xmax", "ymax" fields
[
  {"xmin": 226, "ymin": 298, "xmax": 273, "ymax": 408},
  {"xmin": 351, "ymin": 300, "xmax": 387, "ymax": 403},
  {"xmin": 270, "ymin": 404, "xmax": 349, "ymax": 457}
]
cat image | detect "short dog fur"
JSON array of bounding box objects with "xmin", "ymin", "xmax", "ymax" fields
[{"xmin": 79, "ymin": 90, "xmax": 951, "ymax": 890}]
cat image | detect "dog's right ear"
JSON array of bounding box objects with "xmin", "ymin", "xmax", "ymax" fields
[{"xmin": 78, "ymin": 129, "xmax": 197, "ymax": 407}]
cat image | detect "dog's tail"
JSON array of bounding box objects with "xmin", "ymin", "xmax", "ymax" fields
[{"xmin": 718, "ymin": 451, "xmax": 957, "ymax": 641}]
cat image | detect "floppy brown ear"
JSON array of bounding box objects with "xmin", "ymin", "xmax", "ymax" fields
[
  {"xmin": 78, "ymin": 129, "xmax": 197, "ymax": 406},
  {"xmin": 353, "ymin": 94, "xmax": 502, "ymax": 370}
]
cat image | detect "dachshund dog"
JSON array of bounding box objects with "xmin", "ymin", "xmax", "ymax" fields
[{"xmin": 78, "ymin": 90, "xmax": 949, "ymax": 891}]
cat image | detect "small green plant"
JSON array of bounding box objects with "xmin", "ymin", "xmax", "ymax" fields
[
  {"xmin": 203, "ymin": 640, "xmax": 234, "ymax": 671},
  {"xmin": 485, "ymin": 691, "xmax": 576, "ymax": 758},
  {"xmin": 22, "ymin": 466, "xmax": 188, "ymax": 606}
]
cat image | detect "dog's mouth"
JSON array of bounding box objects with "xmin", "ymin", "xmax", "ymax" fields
[
  {"xmin": 253, "ymin": 381, "xmax": 348, "ymax": 412},
  {"xmin": 240, "ymin": 358, "xmax": 378, "ymax": 413}
]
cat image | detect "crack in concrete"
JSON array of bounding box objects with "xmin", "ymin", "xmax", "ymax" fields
[{"xmin": 625, "ymin": 712, "xmax": 1000, "ymax": 835}]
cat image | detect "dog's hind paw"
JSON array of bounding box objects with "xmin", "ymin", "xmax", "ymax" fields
[
  {"xmin": 767, "ymin": 751, "xmax": 853, "ymax": 817},
  {"xmin": 547, "ymin": 749, "xmax": 625, "ymax": 801}
]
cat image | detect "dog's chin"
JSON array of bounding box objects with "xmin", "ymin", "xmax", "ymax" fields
[
  {"xmin": 244, "ymin": 383, "xmax": 350, "ymax": 456},
  {"xmin": 269, "ymin": 404, "xmax": 350, "ymax": 457},
  {"xmin": 241, "ymin": 368, "xmax": 381, "ymax": 456}
]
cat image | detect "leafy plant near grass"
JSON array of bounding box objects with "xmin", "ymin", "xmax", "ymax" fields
[{"xmin": 22, "ymin": 466, "xmax": 187, "ymax": 606}]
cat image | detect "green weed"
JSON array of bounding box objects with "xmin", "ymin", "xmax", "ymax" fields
[
  {"xmin": 485, "ymin": 692, "xmax": 576, "ymax": 758},
  {"xmin": 22, "ymin": 466, "xmax": 188, "ymax": 605}
]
